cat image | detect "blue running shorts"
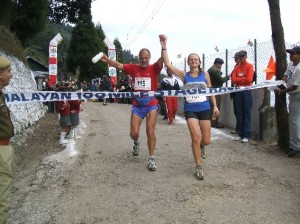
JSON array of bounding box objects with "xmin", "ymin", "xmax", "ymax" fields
[{"xmin": 132, "ymin": 105, "xmax": 158, "ymax": 119}]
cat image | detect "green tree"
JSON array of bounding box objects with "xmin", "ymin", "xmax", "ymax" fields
[
  {"xmin": 10, "ymin": 0, "xmax": 48, "ymax": 45},
  {"xmin": 122, "ymin": 49, "xmax": 139, "ymax": 63},
  {"xmin": 48, "ymin": 0, "xmax": 96, "ymax": 25},
  {"xmin": 65, "ymin": 0, "xmax": 107, "ymax": 81},
  {"xmin": 267, "ymin": 0, "xmax": 289, "ymax": 151},
  {"xmin": 66, "ymin": 20, "xmax": 107, "ymax": 81},
  {"xmin": 0, "ymin": 0, "xmax": 15, "ymax": 27}
]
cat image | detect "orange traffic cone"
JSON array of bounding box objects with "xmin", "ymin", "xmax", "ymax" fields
[{"xmin": 264, "ymin": 56, "xmax": 276, "ymax": 80}]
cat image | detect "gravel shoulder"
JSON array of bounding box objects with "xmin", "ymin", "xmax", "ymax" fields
[{"xmin": 9, "ymin": 102, "xmax": 300, "ymax": 224}]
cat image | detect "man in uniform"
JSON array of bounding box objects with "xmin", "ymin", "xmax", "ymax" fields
[
  {"xmin": 208, "ymin": 58, "xmax": 229, "ymax": 128},
  {"xmin": 0, "ymin": 56, "xmax": 14, "ymax": 224}
]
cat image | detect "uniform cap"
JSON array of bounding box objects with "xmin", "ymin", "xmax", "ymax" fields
[
  {"xmin": 0, "ymin": 56, "xmax": 11, "ymax": 69},
  {"xmin": 214, "ymin": 58, "xmax": 224, "ymax": 65}
]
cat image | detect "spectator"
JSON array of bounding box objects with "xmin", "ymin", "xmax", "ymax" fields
[
  {"xmin": 69, "ymin": 96, "xmax": 82, "ymax": 139},
  {"xmin": 100, "ymin": 76, "xmax": 112, "ymax": 106},
  {"xmin": 231, "ymin": 50, "xmax": 254, "ymax": 143},
  {"xmin": 0, "ymin": 56, "xmax": 14, "ymax": 224},
  {"xmin": 161, "ymin": 68, "xmax": 181, "ymax": 125},
  {"xmin": 276, "ymin": 46, "xmax": 300, "ymax": 157},
  {"xmin": 207, "ymin": 58, "xmax": 229, "ymax": 128},
  {"xmin": 230, "ymin": 52, "xmax": 241, "ymax": 135},
  {"xmin": 42, "ymin": 77, "xmax": 55, "ymax": 113},
  {"xmin": 55, "ymin": 83, "xmax": 71, "ymax": 145}
]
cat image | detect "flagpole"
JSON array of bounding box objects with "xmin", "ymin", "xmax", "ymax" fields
[
  {"xmin": 202, "ymin": 54, "xmax": 205, "ymax": 71},
  {"xmin": 254, "ymin": 39, "xmax": 257, "ymax": 84},
  {"xmin": 225, "ymin": 49, "xmax": 228, "ymax": 87}
]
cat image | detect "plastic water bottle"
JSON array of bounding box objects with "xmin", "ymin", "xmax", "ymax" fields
[{"xmin": 92, "ymin": 52, "xmax": 103, "ymax": 63}]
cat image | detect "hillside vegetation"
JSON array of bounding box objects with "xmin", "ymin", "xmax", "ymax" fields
[{"xmin": 0, "ymin": 26, "xmax": 27, "ymax": 64}]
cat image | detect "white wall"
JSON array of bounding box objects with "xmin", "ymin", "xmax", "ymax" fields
[{"xmin": 0, "ymin": 53, "xmax": 47, "ymax": 142}]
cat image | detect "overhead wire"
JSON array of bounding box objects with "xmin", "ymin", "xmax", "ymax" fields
[
  {"xmin": 126, "ymin": 0, "xmax": 151, "ymax": 40},
  {"xmin": 125, "ymin": 0, "xmax": 166, "ymax": 47}
]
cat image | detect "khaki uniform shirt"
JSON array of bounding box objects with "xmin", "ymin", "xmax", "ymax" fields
[{"xmin": 0, "ymin": 91, "xmax": 14, "ymax": 139}]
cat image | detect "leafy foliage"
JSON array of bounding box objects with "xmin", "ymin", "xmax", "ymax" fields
[
  {"xmin": 1, "ymin": 0, "xmax": 137, "ymax": 83},
  {"xmin": 66, "ymin": 20, "xmax": 107, "ymax": 81},
  {"xmin": 48, "ymin": 0, "xmax": 94, "ymax": 25},
  {"xmin": 10, "ymin": 0, "xmax": 48, "ymax": 45},
  {"xmin": 122, "ymin": 49, "xmax": 139, "ymax": 63}
]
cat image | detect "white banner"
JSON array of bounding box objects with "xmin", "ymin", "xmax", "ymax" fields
[{"xmin": 4, "ymin": 80, "xmax": 283, "ymax": 105}]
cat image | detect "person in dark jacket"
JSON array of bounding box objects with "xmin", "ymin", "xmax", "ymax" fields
[
  {"xmin": 100, "ymin": 76, "xmax": 112, "ymax": 106},
  {"xmin": 207, "ymin": 58, "xmax": 229, "ymax": 128}
]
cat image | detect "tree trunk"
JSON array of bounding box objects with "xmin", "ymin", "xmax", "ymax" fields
[{"xmin": 267, "ymin": 0, "xmax": 289, "ymax": 151}]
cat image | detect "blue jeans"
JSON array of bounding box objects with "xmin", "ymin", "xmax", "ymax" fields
[{"xmin": 235, "ymin": 90, "xmax": 252, "ymax": 139}]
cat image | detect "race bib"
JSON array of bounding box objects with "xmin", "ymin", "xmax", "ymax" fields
[
  {"xmin": 134, "ymin": 77, "xmax": 151, "ymax": 90},
  {"xmin": 186, "ymin": 95, "xmax": 207, "ymax": 103},
  {"xmin": 184, "ymin": 82, "xmax": 207, "ymax": 103}
]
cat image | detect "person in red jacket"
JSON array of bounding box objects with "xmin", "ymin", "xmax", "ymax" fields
[
  {"xmin": 55, "ymin": 100, "xmax": 71, "ymax": 145},
  {"xmin": 161, "ymin": 69, "xmax": 180, "ymax": 125},
  {"xmin": 231, "ymin": 50, "xmax": 254, "ymax": 143},
  {"xmin": 69, "ymin": 98, "xmax": 82, "ymax": 139}
]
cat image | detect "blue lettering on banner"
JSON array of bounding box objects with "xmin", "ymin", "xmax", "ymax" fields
[
  {"xmin": 154, "ymin": 90, "xmax": 164, "ymax": 97},
  {"xmin": 20, "ymin": 93, "xmax": 30, "ymax": 101},
  {"xmin": 4, "ymin": 94, "xmax": 10, "ymax": 102},
  {"xmin": 219, "ymin": 87, "xmax": 228, "ymax": 93},
  {"xmin": 140, "ymin": 92, "xmax": 150, "ymax": 97},
  {"xmin": 11, "ymin": 94, "xmax": 21, "ymax": 102},
  {"xmin": 186, "ymin": 89, "xmax": 198, "ymax": 95},
  {"xmin": 126, "ymin": 92, "xmax": 135, "ymax": 98},
  {"xmin": 50, "ymin": 93, "xmax": 60, "ymax": 100},
  {"xmin": 95, "ymin": 93, "xmax": 105, "ymax": 99},
  {"xmin": 61, "ymin": 92, "xmax": 72, "ymax": 100},
  {"xmin": 209, "ymin": 88, "xmax": 218, "ymax": 93},
  {"xmin": 174, "ymin": 90, "xmax": 187, "ymax": 96},
  {"xmin": 83, "ymin": 93, "xmax": 93, "ymax": 99},
  {"xmin": 31, "ymin": 93, "xmax": 40, "ymax": 101},
  {"xmin": 76, "ymin": 92, "xmax": 82, "ymax": 100},
  {"xmin": 38, "ymin": 92, "xmax": 50, "ymax": 100}
]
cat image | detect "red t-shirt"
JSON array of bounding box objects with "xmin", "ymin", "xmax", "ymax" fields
[{"xmin": 123, "ymin": 62, "xmax": 162, "ymax": 106}]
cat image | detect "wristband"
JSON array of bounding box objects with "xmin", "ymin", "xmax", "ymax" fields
[{"xmin": 162, "ymin": 48, "xmax": 167, "ymax": 50}]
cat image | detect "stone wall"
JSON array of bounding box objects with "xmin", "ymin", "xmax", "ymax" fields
[{"xmin": 1, "ymin": 52, "xmax": 47, "ymax": 145}]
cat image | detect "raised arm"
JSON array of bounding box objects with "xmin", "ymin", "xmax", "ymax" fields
[
  {"xmin": 159, "ymin": 34, "xmax": 185, "ymax": 80},
  {"xmin": 100, "ymin": 54, "xmax": 124, "ymax": 70}
]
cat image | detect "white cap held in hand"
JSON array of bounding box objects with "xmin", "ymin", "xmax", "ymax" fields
[{"xmin": 92, "ymin": 52, "xmax": 104, "ymax": 63}]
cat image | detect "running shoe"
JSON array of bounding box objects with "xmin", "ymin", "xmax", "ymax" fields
[
  {"xmin": 132, "ymin": 138, "xmax": 140, "ymax": 156},
  {"xmin": 195, "ymin": 166, "xmax": 204, "ymax": 180},
  {"xmin": 148, "ymin": 157, "xmax": 157, "ymax": 171}
]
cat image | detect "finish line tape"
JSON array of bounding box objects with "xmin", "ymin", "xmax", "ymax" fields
[{"xmin": 5, "ymin": 80, "xmax": 283, "ymax": 104}]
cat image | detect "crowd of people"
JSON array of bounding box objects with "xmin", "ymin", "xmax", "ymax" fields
[{"xmin": 1, "ymin": 39, "xmax": 300, "ymax": 223}]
